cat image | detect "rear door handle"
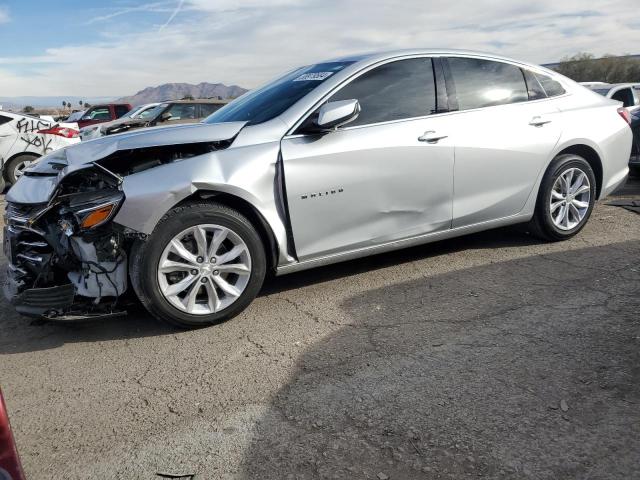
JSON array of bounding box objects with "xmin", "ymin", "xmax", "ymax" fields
[
  {"xmin": 418, "ymin": 131, "xmax": 448, "ymax": 143},
  {"xmin": 529, "ymin": 116, "xmax": 552, "ymax": 127}
]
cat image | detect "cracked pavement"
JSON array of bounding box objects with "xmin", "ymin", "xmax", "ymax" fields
[{"xmin": 0, "ymin": 178, "xmax": 639, "ymax": 479}]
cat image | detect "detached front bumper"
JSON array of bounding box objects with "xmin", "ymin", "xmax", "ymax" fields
[
  {"xmin": 3, "ymin": 225, "xmax": 74, "ymax": 317},
  {"xmin": 3, "ymin": 196, "xmax": 128, "ymax": 320},
  {"xmin": 4, "ymin": 273, "xmax": 75, "ymax": 317}
]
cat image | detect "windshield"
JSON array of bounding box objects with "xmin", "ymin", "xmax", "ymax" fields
[{"xmin": 204, "ymin": 61, "xmax": 355, "ymax": 126}]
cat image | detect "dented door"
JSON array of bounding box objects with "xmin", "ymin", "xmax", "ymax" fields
[{"xmin": 281, "ymin": 118, "xmax": 454, "ymax": 260}]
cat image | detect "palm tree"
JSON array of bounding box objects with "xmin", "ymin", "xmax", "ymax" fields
[
  {"xmin": 62, "ymin": 101, "xmax": 66, "ymax": 109},
  {"xmin": 79, "ymin": 100, "xmax": 84, "ymax": 108}
]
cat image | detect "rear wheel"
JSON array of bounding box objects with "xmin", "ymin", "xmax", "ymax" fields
[
  {"xmin": 5, "ymin": 154, "xmax": 38, "ymax": 184},
  {"xmin": 528, "ymin": 154, "xmax": 596, "ymax": 241},
  {"xmin": 130, "ymin": 203, "xmax": 267, "ymax": 328}
]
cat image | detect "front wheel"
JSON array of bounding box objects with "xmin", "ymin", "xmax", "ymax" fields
[
  {"xmin": 130, "ymin": 203, "xmax": 267, "ymax": 328},
  {"xmin": 528, "ymin": 154, "xmax": 596, "ymax": 241},
  {"xmin": 5, "ymin": 154, "xmax": 37, "ymax": 185}
]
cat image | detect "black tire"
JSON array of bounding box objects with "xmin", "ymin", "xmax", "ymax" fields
[
  {"xmin": 528, "ymin": 154, "xmax": 597, "ymax": 241},
  {"xmin": 130, "ymin": 202, "xmax": 267, "ymax": 328},
  {"xmin": 4, "ymin": 153, "xmax": 38, "ymax": 185}
]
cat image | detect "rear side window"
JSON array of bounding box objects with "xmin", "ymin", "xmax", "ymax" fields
[
  {"xmin": 523, "ymin": 70, "xmax": 547, "ymax": 100},
  {"xmin": 329, "ymin": 57, "xmax": 437, "ymax": 127},
  {"xmin": 447, "ymin": 57, "xmax": 528, "ymax": 110},
  {"xmin": 534, "ymin": 73, "xmax": 566, "ymax": 97},
  {"xmin": 115, "ymin": 105, "xmax": 130, "ymax": 118},
  {"xmin": 0, "ymin": 114, "xmax": 12, "ymax": 126}
]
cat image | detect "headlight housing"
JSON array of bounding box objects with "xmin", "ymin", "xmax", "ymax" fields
[{"xmin": 62, "ymin": 190, "xmax": 125, "ymax": 231}]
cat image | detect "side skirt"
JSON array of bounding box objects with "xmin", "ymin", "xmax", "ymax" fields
[{"xmin": 275, "ymin": 212, "xmax": 532, "ymax": 276}]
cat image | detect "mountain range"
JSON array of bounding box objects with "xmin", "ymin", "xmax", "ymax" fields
[
  {"xmin": 0, "ymin": 82, "xmax": 248, "ymax": 110},
  {"xmin": 115, "ymin": 82, "xmax": 247, "ymax": 106}
]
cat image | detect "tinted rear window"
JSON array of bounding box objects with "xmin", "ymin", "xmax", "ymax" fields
[
  {"xmin": 0, "ymin": 114, "xmax": 12, "ymax": 126},
  {"xmin": 534, "ymin": 73, "xmax": 566, "ymax": 97},
  {"xmin": 447, "ymin": 57, "xmax": 528, "ymax": 110},
  {"xmin": 329, "ymin": 58, "xmax": 436, "ymax": 126},
  {"xmin": 523, "ymin": 70, "xmax": 547, "ymax": 101}
]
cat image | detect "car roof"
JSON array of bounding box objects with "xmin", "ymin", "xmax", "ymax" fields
[
  {"xmin": 325, "ymin": 48, "xmax": 552, "ymax": 71},
  {"xmin": 160, "ymin": 99, "xmax": 229, "ymax": 104}
]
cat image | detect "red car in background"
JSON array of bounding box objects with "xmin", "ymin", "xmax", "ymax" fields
[
  {"xmin": 76, "ymin": 103, "xmax": 132, "ymax": 129},
  {"xmin": 0, "ymin": 389, "xmax": 25, "ymax": 480}
]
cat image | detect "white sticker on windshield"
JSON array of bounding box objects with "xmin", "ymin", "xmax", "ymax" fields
[{"xmin": 293, "ymin": 72, "xmax": 334, "ymax": 82}]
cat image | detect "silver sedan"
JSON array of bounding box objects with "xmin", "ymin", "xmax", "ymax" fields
[{"xmin": 4, "ymin": 49, "xmax": 633, "ymax": 327}]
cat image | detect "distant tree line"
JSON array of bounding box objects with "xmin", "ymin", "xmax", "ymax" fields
[{"xmin": 553, "ymin": 53, "xmax": 640, "ymax": 83}]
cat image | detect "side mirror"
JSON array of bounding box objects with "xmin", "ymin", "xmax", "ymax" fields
[{"xmin": 316, "ymin": 99, "xmax": 360, "ymax": 130}]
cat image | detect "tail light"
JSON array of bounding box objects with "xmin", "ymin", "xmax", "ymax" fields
[
  {"xmin": 617, "ymin": 107, "xmax": 631, "ymax": 125},
  {"xmin": 37, "ymin": 126, "xmax": 79, "ymax": 138}
]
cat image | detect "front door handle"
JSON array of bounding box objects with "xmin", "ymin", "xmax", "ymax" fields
[
  {"xmin": 529, "ymin": 116, "xmax": 552, "ymax": 127},
  {"xmin": 418, "ymin": 131, "xmax": 448, "ymax": 143}
]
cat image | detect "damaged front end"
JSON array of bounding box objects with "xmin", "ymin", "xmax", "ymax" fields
[
  {"xmin": 3, "ymin": 120, "xmax": 264, "ymax": 320},
  {"xmin": 3, "ymin": 158, "xmax": 129, "ymax": 320}
]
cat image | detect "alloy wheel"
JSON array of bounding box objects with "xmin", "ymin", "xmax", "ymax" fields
[
  {"xmin": 157, "ymin": 224, "xmax": 252, "ymax": 315},
  {"xmin": 549, "ymin": 167, "xmax": 591, "ymax": 231},
  {"xmin": 14, "ymin": 160, "xmax": 32, "ymax": 180}
]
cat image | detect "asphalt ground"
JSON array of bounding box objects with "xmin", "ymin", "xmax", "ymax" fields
[{"xmin": 0, "ymin": 177, "xmax": 639, "ymax": 479}]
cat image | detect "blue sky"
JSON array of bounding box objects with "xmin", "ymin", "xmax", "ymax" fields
[{"xmin": 0, "ymin": 0, "xmax": 637, "ymax": 96}]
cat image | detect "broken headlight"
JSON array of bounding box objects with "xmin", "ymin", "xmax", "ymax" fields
[{"xmin": 62, "ymin": 190, "xmax": 125, "ymax": 231}]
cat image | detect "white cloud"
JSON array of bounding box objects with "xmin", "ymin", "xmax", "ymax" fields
[
  {"xmin": 0, "ymin": 5, "xmax": 9, "ymax": 24},
  {"xmin": 0, "ymin": 0, "xmax": 638, "ymax": 96},
  {"xmin": 158, "ymin": 0, "xmax": 185, "ymax": 32},
  {"xmin": 86, "ymin": 1, "xmax": 176, "ymax": 24}
]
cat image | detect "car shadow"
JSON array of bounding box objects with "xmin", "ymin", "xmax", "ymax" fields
[
  {"xmin": 239, "ymin": 241, "xmax": 640, "ymax": 479},
  {"xmin": 262, "ymin": 226, "xmax": 540, "ymax": 296},
  {"xmin": 0, "ymin": 224, "xmax": 542, "ymax": 355}
]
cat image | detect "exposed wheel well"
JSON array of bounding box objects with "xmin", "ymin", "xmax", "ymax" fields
[
  {"xmin": 7, "ymin": 151, "xmax": 40, "ymax": 163},
  {"xmin": 556, "ymin": 145, "xmax": 603, "ymax": 198},
  {"xmin": 175, "ymin": 191, "xmax": 279, "ymax": 273},
  {"xmin": 3, "ymin": 152, "xmax": 41, "ymax": 182}
]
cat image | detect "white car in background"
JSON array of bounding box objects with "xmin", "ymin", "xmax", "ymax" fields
[
  {"xmin": 582, "ymin": 82, "xmax": 640, "ymax": 111},
  {"xmin": 65, "ymin": 110, "xmax": 86, "ymax": 124},
  {"xmin": 79, "ymin": 103, "xmax": 160, "ymax": 140},
  {"xmin": 0, "ymin": 111, "xmax": 80, "ymax": 187}
]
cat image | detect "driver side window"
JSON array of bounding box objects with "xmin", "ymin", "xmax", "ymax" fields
[{"xmin": 328, "ymin": 58, "xmax": 437, "ymax": 127}]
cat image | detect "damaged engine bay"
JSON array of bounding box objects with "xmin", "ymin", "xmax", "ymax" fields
[{"xmin": 3, "ymin": 140, "xmax": 231, "ymax": 320}]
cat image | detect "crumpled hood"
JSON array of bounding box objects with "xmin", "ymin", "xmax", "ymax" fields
[
  {"xmin": 6, "ymin": 121, "xmax": 247, "ymax": 204},
  {"xmin": 66, "ymin": 121, "xmax": 247, "ymax": 166}
]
